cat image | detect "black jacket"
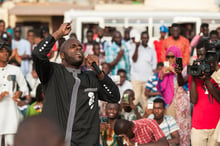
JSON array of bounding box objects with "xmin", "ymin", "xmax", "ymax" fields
[{"xmin": 32, "ymin": 35, "xmax": 120, "ymax": 146}]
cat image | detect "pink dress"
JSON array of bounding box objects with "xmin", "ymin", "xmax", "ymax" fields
[{"xmin": 173, "ymin": 67, "xmax": 191, "ymax": 146}]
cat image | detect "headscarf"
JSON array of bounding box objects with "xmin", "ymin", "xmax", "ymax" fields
[
  {"xmin": 156, "ymin": 46, "xmax": 181, "ymax": 105},
  {"xmin": 165, "ymin": 46, "xmax": 181, "ymax": 58}
]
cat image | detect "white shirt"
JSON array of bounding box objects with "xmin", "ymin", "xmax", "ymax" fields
[
  {"xmin": 118, "ymin": 80, "xmax": 133, "ymax": 98},
  {"xmin": 130, "ymin": 44, "xmax": 157, "ymax": 82},
  {"xmin": 125, "ymin": 40, "xmax": 136, "ymax": 64},
  {"xmin": 26, "ymin": 72, "xmax": 41, "ymax": 98},
  {"xmin": 12, "ymin": 39, "xmax": 31, "ymax": 76},
  {"xmin": 0, "ymin": 64, "xmax": 29, "ymax": 134}
]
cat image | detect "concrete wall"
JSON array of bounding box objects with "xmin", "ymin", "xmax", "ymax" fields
[
  {"xmin": 0, "ymin": 8, "xmax": 8, "ymax": 26},
  {"xmin": 146, "ymin": 0, "xmax": 218, "ymax": 12},
  {"xmin": 10, "ymin": 16, "xmax": 52, "ymax": 31},
  {"xmin": 95, "ymin": 0, "xmax": 218, "ymax": 12}
]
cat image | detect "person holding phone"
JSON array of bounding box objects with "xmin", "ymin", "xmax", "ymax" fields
[
  {"xmin": 120, "ymin": 89, "xmax": 143, "ymax": 121},
  {"xmin": 99, "ymin": 103, "xmax": 123, "ymax": 146},
  {"xmin": 157, "ymin": 46, "xmax": 191, "ymax": 146}
]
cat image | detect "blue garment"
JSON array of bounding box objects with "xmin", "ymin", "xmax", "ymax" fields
[
  {"xmin": 160, "ymin": 25, "xmax": 168, "ymax": 33},
  {"xmin": 106, "ymin": 41, "xmax": 130, "ymax": 79},
  {"xmin": 146, "ymin": 72, "xmax": 160, "ymax": 93},
  {"xmin": 146, "ymin": 72, "xmax": 162, "ymax": 102}
]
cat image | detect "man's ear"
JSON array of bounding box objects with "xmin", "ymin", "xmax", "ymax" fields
[{"xmin": 60, "ymin": 52, "xmax": 64, "ymax": 60}]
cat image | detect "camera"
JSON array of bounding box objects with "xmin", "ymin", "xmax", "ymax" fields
[
  {"xmin": 187, "ymin": 50, "xmax": 218, "ymax": 77},
  {"xmin": 187, "ymin": 59, "xmax": 210, "ymax": 77},
  {"xmin": 209, "ymin": 40, "xmax": 220, "ymax": 62},
  {"xmin": 208, "ymin": 40, "xmax": 220, "ymax": 51}
]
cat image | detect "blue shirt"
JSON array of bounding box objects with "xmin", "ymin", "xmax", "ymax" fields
[{"xmin": 106, "ymin": 41, "xmax": 130, "ymax": 79}]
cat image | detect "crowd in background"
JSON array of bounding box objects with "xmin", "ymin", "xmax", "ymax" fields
[{"xmin": 0, "ymin": 18, "xmax": 220, "ymax": 146}]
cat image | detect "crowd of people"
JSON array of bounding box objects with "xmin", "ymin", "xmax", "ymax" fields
[{"xmin": 0, "ymin": 18, "xmax": 220, "ymax": 146}]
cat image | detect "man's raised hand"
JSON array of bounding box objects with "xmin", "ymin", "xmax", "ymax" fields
[{"xmin": 52, "ymin": 22, "xmax": 72, "ymax": 40}]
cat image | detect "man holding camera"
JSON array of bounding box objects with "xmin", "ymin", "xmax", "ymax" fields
[{"xmin": 189, "ymin": 39, "xmax": 220, "ymax": 146}]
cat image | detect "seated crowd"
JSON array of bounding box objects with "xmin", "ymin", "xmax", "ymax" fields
[{"xmin": 0, "ymin": 19, "xmax": 220, "ymax": 146}]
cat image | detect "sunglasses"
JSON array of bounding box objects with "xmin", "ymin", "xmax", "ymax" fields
[{"xmin": 166, "ymin": 55, "xmax": 175, "ymax": 59}]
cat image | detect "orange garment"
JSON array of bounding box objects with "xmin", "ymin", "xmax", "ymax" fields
[{"xmin": 162, "ymin": 36, "xmax": 190, "ymax": 65}]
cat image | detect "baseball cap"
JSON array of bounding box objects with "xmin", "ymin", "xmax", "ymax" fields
[
  {"xmin": 160, "ymin": 25, "xmax": 168, "ymax": 33},
  {"xmin": 0, "ymin": 39, "xmax": 11, "ymax": 54}
]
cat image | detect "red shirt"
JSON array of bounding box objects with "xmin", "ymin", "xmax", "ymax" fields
[
  {"xmin": 189, "ymin": 76, "xmax": 220, "ymax": 129},
  {"xmin": 131, "ymin": 118, "xmax": 165, "ymax": 144},
  {"xmin": 153, "ymin": 39, "xmax": 164, "ymax": 63}
]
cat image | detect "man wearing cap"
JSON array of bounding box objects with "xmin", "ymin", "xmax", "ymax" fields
[
  {"xmin": 153, "ymin": 25, "xmax": 168, "ymax": 63},
  {"xmin": 0, "ymin": 39, "xmax": 29, "ymax": 146}
]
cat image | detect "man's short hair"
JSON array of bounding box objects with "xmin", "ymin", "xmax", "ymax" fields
[
  {"xmin": 124, "ymin": 28, "xmax": 130, "ymax": 33},
  {"xmin": 14, "ymin": 26, "xmax": 21, "ymax": 32},
  {"xmin": 114, "ymin": 119, "xmax": 131, "ymax": 135},
  {"xmin": 0, "ymin": 19, "xmax": 5, "ymax": 24},
  {"xmin": 196, "ymin": 38, "xmax": 209, "ymax": 50},
  {"xmin": 201, "ymin": 23, "xmax": 209, "ymax": 29},
  {"xmin": 41, "ymin": 26, "xmax": 49, "ymax": 33},
  {"xmin": 106, "ymin": 102, "xmax": 121, "ymax": 111},
  {"xmin": 101, "ymin": 62, "xmax": 110, "ymax": 67},
  {"xmin": 210, "ymin": 30, "xmax": 218, "ymax": 36},
  {"xmin": 86, "ymin": 29, "xmax": 93, "ymax": 35},
  {"xmin": 28, "ymin": 29, "xmax": 35, "ymax": 34},
  {"xmin": 153, "ymin": 98, "xmax": 166, "ymax": 108},
  {"xmin": 157, "ymin": 62, "xmax": 164, "ymax": 68},
  {"xmin": 141, "ymin": 31, "xmax": 148, "ymax": 37},
  {"xmin": 171, "ymin": 23, "xmax": 180, "ymax": 28},
  {"xmin": 117, "ymin": 69, "xmax": 126, "ymax": 75},
  {"xmin": 14, "ymin": 115, "xmax": 65, "ymax": 146}
]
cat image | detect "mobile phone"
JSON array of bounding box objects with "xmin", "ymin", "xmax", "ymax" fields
[
  {"xmin": 122, "ymin": 94, "xmax": 129, "ymax": 104},
  {"xmin": 176, "ymin": 57, "xmax": 183, "ymax": 69},
  {"xmin": 100, "ymin": 116, "xmax": 108, "ymax": 123},
  {"xmin": 148, "ymin": 101, "xmax": 153, "ymax": 109},
  {"xmin": 164, "ymin": 61, "xmax": 169, "ymax": 67}
]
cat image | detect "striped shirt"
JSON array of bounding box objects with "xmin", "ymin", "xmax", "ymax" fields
[
  {"xmin": 159, "ymin": 115, "xmax": 179, "ymax": 139},
  {"xmin": 146, "ymin": 73, "xmax": 159, "ymax": 93},
  {"xmin": 149, "ymin": 115, "xmax": 179, "ymax": 140},
  {"xmin": 106, "ymin": 41, "xmax": 130, "ymax": 79}
]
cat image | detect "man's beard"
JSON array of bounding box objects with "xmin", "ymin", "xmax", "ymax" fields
[{"xmin": 64, "ymin": 53, "xmax": 84, "ymax": 67}]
